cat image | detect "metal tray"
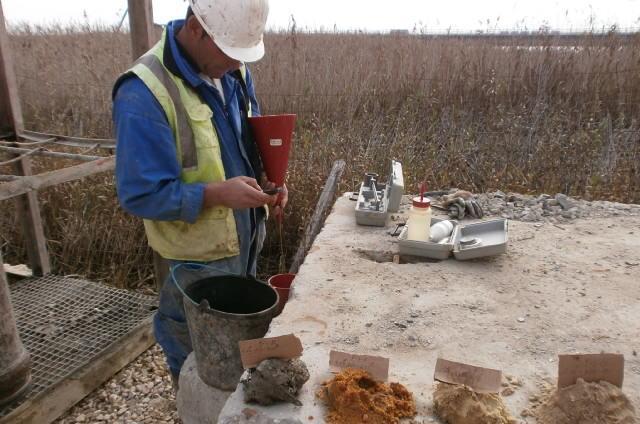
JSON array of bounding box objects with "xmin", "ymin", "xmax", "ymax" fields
[
  {"xmin": 354, "ymin": 181, "xmax": 389, "ymax": 226},
  {"xmin": 452, "ymin": 219, "xmax": 508, "ymax": 260},
  {"xmin": 397, "ymin": 218, "xmax": 458, "ymax": 260},
  {"xmin": 355, "ymin": 161, "xmax": 404, "ymax": 227}
]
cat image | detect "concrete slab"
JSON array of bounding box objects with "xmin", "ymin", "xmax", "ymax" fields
[
  {"xmin": 178, "ymin": 353, "xmax": 232, "ymax": 424},
  {"xmin": 220, "ymin": 195, "xmax": 640, "ymax": 423}
]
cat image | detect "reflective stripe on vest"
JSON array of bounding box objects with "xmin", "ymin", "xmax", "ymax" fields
[
  {"xmin": 239, "ymin": 64, "xmax": 252, "ymax": 117},
  {"xmin": 134, "ymin": 54, "xmax": 198, "ymax": 171}
]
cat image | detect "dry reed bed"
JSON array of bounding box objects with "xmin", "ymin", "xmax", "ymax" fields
[{"xmin": 1, "ymin": 25, "xmax": 638, "ymax": 288}]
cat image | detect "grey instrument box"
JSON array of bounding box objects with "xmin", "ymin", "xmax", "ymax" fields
[
  {"xmin": 398, "ymin": 218, "xmax": 508, "ymax": 260},
  {"xmin": 355, "ymin": 160, "xmax": 404, "ymax": 227}
]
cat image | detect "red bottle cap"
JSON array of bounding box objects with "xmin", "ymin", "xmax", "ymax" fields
[{"xmin": 412, "ymin": 197, "xmax": 431, "ymax": 208}]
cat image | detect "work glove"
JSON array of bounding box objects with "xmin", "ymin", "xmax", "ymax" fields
[{"xmin": 441, "ymin": 190, "xmax": 484, "ymax": 219}]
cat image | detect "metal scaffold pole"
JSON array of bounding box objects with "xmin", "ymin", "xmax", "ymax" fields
[
  {"xmin": 0, "ymin": 251, "xmax": 31, "ymax": 406},
  {"xmin": 0, "ymin": 0, "xmax": 33, "ymax": 407},
  {"xmin": 127, "ymin": 0, "xmax": 155, "ymax": 61},
  {"xmin": 0, "ymin": 0, "xmax": 50, "ymax": 276}
]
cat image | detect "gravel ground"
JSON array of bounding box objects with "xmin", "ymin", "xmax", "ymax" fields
[{"xmin": 55, "ymin": 345, "xmax": 180, "ymax": 424}]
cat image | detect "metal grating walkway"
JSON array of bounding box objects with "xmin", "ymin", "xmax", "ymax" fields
[{"xmin": 0, "ymin": 274, "xmax": 157, "ymax": 419}]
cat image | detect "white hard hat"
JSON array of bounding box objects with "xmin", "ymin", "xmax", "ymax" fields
[{"xmin": 189, "ymin": 0, "xmax": 269, "ymax": 63}]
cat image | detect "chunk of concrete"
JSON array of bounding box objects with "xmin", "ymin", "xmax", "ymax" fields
[
  {"xmin": 219, "ymin": 347, "xmax": 329, "ymax": 424},
  {"xmin": 241, "ymin": 358, "xmax": 310, "ymax": 406},
  {"xmin": 555, "ymin": 193, "xmax": 575, "ymax": 210},
  {"xmin": 177, "ymin": 353, "xmax": 232, "ymax": 424}
]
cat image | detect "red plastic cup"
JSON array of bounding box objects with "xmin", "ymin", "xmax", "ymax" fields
[{"xmin": 268, "ymin": 273, "xmax": 296, "ymax": 316}]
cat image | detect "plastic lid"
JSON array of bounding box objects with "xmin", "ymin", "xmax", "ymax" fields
[{"xmin": 412, "ymin": 196, "xmax": 431, "ymax": 208}]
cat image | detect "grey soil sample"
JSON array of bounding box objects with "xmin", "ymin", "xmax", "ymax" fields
[{"xmin": 241, "ymin": 358, "xmax": 310, "ymax": 406}]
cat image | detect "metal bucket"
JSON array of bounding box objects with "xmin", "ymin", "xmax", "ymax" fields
[{"xmin": 173, "ymin": 264, "xmax": 278, "ymax": 390}]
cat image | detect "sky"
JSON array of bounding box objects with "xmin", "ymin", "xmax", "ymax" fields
[{"xmin": 2, "ymin": 0, "xmax": 640, "ymax": 33}]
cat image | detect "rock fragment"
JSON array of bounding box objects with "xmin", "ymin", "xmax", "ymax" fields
[
  {"xmin": 555, "ymin": 193, "xmax": 575, "ymax": 210},
  {"xmin": 241, "ymin": 358, "xmax": 310, "ymax": 406}
]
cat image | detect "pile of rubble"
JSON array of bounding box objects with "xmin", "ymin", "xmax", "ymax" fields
[{"xmin": 475, "ymin": 191, "xmax": 640, "ymax": 223}]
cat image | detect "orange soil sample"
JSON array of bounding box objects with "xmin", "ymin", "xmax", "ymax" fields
[{"xmin": 317, "ymin": 368, "xmax": 416, "ymax": 424}]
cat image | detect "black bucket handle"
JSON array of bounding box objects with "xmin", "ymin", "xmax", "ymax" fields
[{"xmin": 170, "ymin": 262, "xmax": 238, "ymax": 306}]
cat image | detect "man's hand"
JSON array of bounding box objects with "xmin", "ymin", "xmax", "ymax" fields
[
  {"xmin": 273, "ymin": 183, "xmax": 288, "ymax": 221},
  {"xmin": 261, "ymin": 178, "xmax": 288, "ymax": 221},
  {"xmin": 203, "ymin": 176, "xmax": 275, "ymax": 209}
]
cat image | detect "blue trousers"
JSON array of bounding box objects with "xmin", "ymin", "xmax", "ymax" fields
[{"xmin": 153, "ymin": 221, "xmax": 266, "ymax": 378}]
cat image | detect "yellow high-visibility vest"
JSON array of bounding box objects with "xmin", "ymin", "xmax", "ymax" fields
[{"xmin": 119, "ymin": 30, "xmax": 254, "ymax": 261}]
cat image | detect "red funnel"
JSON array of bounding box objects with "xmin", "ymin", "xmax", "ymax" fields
[{"xmin": 248, "ymin": 114, "xmax": 296, "ymax": 187}]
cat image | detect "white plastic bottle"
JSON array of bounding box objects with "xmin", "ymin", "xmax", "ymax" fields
[
  {"xmin": 406, "ymin": 197, "xmax": 432, "ymax": 242},
  {"xmin": 430, "ymin": 220, "xmax": 454, "ymax": 243}
]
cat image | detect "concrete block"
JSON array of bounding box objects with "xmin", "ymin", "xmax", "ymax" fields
[
  {"xmin": 216, "ymin": 196, "xmax": 640, "ymax": 422},
  {"xmin": 177, "ymin": 353, "xmax": 232, "ymax": 424},
  {"xmin": 219, "ymin": 408, "xmax": 303, "ymax": 424}
]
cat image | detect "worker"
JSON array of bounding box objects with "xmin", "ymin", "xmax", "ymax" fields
[{"xmin": 111, "ymin": 0, "xmax": 285, "ymax": 388}]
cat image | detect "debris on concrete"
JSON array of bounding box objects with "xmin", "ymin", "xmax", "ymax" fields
[
  {"xmin": 475, "ymin": 191, "xmax": 640, "ymax": 222},
  {"xmin": 241, "ymin": 358, "xmax": 310, "ymax": 406},
  {"xmin": 317, "ymin": 368, "xmax": 416, "ymax": 424},
  {"xmin": 433, "ymin": 382, "xmax": 517, "ymax": 424},
  {"xmin": 504, "ymin": 375, "xmax": 523, "ymax": 387},
  {"xmin": 528, "ymin": 379, "xmax": 637, "ymax": 424},
  {"xmin": 554, "ymin": 193, "xmax": 575, "ymax": 210},
  {"xmin": 501, "ymin": 374, "xmax": 523, "ymax": 397},
  {"xmin": 425, "ymin": 190, "xmax": 640, "ymax": 223}
]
